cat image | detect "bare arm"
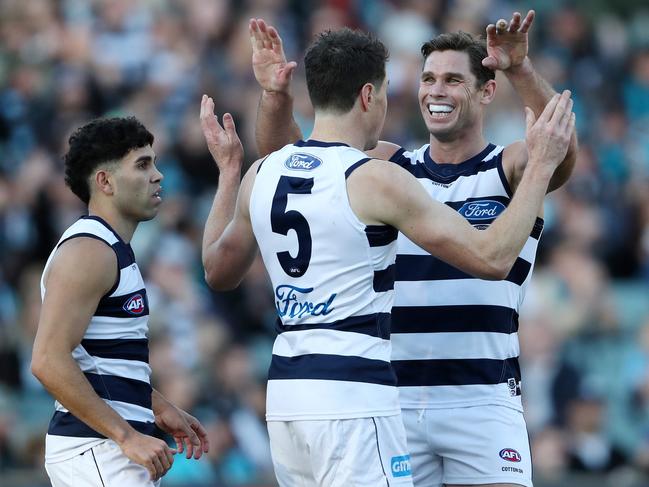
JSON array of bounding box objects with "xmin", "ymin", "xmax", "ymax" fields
[
  {"xmin": 200, "ymin": 97, "xmax": 259, "ymax": 289},
  {"xmin": 250, "ymin": 18, "xmax": 301, "ymax": 155},
  {"xmin": 202, "ymin": 162, "xmax": 260, "ymax": 290},
  {"xmin": 484, "ymin": 10, "xmax": 578, "ymax": 192},
  {"xmin": 31, "ymin": 239, "xmax": 174, "ymax": 481},
  {"xmin": 349, "ymin": 92, "xmax": 575, "ymax": 279}
]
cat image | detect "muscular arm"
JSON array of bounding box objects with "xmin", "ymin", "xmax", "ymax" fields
[
  {"xmin": 256, "ymin": 90, "xmax": 302, "ymax": 156},
  {"xmin": 350, "ymin": 91, "xmax": 575, "ymax": 278},
  {"xmin": 32, "ymin": 239, "xmax": 173, "ymax": 480},
  {"xmin": 203, "ymin": 161, "xmax": 260, "ymax": 290}
]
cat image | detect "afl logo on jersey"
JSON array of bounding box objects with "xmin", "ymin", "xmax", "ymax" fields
[
  {"xmin": 123, "ymin": 294, "xmax": 145, "ymax": 315},
  {"xmin": 284, "ymin": 153, "xmax": 322, "ymax": 171},
  {"xmin": 499, "ymin": 448, "xmax": 522, "ymax": 462},
  {"xmin": 458, "ymin": 200, "xmax": 506, "ymax": 220}
]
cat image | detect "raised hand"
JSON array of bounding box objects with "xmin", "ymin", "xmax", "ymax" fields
[
  {"xmin": 525, "ymin": 90, "xmax": 576, "ymax": 171},
  {"xmin": 482, "ymin": 10, "xmax": 535, "ymax": 71},
  {"xmin": 155, "ymin": 404, "xmax": 210, "ymax": 460},
  {"xmin": 200, "ymin": 94, "xmax": 243, "ymax": 173},
  {"xmin": 119, "ymin": 431, "xmax": 176, "ymax": 481},
  {"xmin": 250, "ymin": 18, "xmax": 297, "ymax": 94}
]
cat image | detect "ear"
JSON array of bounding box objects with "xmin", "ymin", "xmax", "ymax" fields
[
  {"xmin": 359, "ymin": 82, "xmax": 374, "ymax": 112},
  {"xmin": 480, "ymin": 79, "xmax": 497, "ymax": 105},
  {"xmin": 94, "ymin": 169, "xmax": 114, "ymax": 196}
]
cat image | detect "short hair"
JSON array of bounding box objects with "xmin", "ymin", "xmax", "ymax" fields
[
  {"xmin": 305, "ymin": 28, "xmax": 389, "ymax": 113},
  {"xmin": 64, "ymin": 117, "xmax": 154, "ymax": 204},
  {"xmin": 421, "ymin": 32, "xmax": 495, "ymax": 87}
]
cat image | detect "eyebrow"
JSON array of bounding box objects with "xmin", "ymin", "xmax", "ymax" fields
[
  {"xmin": 421, "ymin": 71, "xmax": 466, "ymax": 79},
  {"xmin": 134, "ymin": 155, "xmax": 157, "ymax": 164}
]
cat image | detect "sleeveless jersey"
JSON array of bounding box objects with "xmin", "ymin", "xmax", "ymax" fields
[
  {"xmin": 41, "ymin": 216, "xmax": 155, "ymax": 462},
  {"xmin": 389, "ymin": 143, "xmax": 543, "ymax": 411},
  {"xmin": 250, "ymin": 140, "xmax": 400, "ymax": 420}
]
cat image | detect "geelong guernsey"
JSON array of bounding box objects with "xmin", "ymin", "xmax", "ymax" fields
[
  {"xmin": 250, "ymin": 140, "xmax": 400, "ymax": 421},
  {"xmin": 389, "ymin": 143, "xmax": 543, "ymax": 411},
  {"xmin": 41, "ymin": 216, "xmax": 155, "ymax": 462}
]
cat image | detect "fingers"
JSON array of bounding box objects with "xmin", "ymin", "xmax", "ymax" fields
[
  {"xmin": 536, "ymin": 93, "xmax": 561, "ymax": 124},
  {"xmin": 548, "ymin": 90, "xmax": 572, "ymax": 127},
  {"xmin": 250, "ymin": 18, "xmax": 281, "ymax": 53},
  {"xmin": 190, "ymin": 419, "xmax": 210, "ymax": 454},
  {"xmin": 525, "ymin": 106, "xmax": 536, "ymax": 131},
  {"xmin": 520, "ymin": 10, "xmax": 535, "ymax": 34},
  {"xmin": 249, "ymin": 19, "xmax": 264, "ymax": 52},
  {"xmin": 200, "ymin": 95, "xmax": 224, "ymax": 137},
  {"xmin": 492, "ymin": 10, "xmax": 535, "ymax": 35}
]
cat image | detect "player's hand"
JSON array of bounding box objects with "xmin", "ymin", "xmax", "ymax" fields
[
  {"xmin": 200, "ymin": 95, "xmax": 243, "ymax": 174},
  {"xmin": 525, "ymin": 90, "xmax": 575, "ymax": 172},
  {"xmin": 482, "ymin": 10, "xmax": 535, "ymax": 71},
  {"xmin": 155, "ymin": 404, "xmax": 210, "ymax": 460},
  {"xmin": 250, "ymin": 18, "xmax": 297, "ymax": 94},
  {"xmin": 119, "ymin": 431, "xmax": 176, "ymax": 481}
]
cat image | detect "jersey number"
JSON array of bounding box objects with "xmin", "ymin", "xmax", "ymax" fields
[{"xmin": 271, "ymin": 176, "xmax": 314, "ymax": 277}]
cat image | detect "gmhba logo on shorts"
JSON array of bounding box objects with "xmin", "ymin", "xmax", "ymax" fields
[
  {"xmin": 391, "ymin": 455, "xmax": 411, "ymax": 477},
  {"xmin": 499, "ymin": 448, "xmax": 522, "ymax": 462},
  {"xmin": 284, "ymin": 153, "xmax": 322, "ymax": 171}
]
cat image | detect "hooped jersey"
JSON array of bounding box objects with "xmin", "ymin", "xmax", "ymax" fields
[
  {"xmin": 250, "ymin": 140, "xmax": 400, "ymax": 420},
  {"xmin": 389, "ymin": 143, "xmax": 543, "ymax": 411},
  {"xmin": 40, "ymin": 216, "xmax": 155, "ymax": 462}
]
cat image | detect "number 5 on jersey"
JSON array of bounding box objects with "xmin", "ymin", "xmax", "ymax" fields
[{"xmin": 271, "ymin": 176, "xmax": 314, "ymax": 277}]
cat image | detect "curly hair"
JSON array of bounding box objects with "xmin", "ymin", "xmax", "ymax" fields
[
  {"xmin": 64, "ymin": 117, "xmax": 154, "ymax": 204},
  {"xmin": 421, "ymin": 32, "xmax": 495, "ymax": 87}
]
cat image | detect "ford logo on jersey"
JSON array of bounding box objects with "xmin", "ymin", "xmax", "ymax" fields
[
  {"xmin": 458, "ymin": 200, "xmax": 506, "ymax": 220},
  {"xmin": 391, "ymin": 455, "xmax": 412, "ymax": 477},
  {"xmin": 123, "ymin": 293, "xmax": 146, "ymax": 315},
  {"xmin": 275, "ymin": 284, "xmax": 336, "ymax": 319},
  {"xmin": 499, "ymin": 448, "xmax": 522, "ymax": 462},
  {"xmin": 284, "ymin": 153, "xmax": 322, "ymax": 171}
]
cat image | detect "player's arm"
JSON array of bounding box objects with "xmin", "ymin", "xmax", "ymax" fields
[
  {"xmin": 484, "ymin": 10, "xmax": 578, "ymax": 193},
  {"xmin": 202, "ymin": 161, "xmax": 259, "ymax": 290},
  {"xmin": 152, "ymin": 389, "xmax": 209, "ymax": 460},
  {"xmin": 349, "ymin": 91, "xmax": 575, "ymax": 279},
  {"xmin": 250, "ymin": 18, "xmax": 301, "ymax": 156},
  {"xmin": 200, "ymin": 95, "xmax": 258, "ymax": 290},
  {"xmin": 31, "ymin": 239, "xmax": 174, "ymax": 481}
]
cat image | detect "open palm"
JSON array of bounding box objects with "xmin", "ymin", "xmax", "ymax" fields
[
  {"xmin": 250, "ymin": 18, "xmax": 297, "ymax": 93},
  {"xmin": 483, "ymin": 10, "xmax": 535, "ymax": 71}
]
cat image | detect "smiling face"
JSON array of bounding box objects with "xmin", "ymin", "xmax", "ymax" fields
[
  {"xmin": 109, "ymin": 145, "xmax": 164, "ymax": 222},
  {"xmin": 419, "ymin": 50, "xmax": 495, "ymax": 143}
]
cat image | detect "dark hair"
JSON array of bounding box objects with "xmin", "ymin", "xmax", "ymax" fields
[
  {"xmin": 305, "ymin": 28, "xmax": 389, "ymax": 113},
  {"xmin": 64, "ymin": 117, "xmax": 154, "ymax": 204},
  {"xmin": 421, "ymin": 32, "xmax": 495, "ymax": 87}
]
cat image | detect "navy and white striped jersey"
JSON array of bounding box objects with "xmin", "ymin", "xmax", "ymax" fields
[
  {"xmin": 389, "ymin": 143, "xmax": 543, "ymax": 411},
  {"xmin": 250, "ymin": 140, "xmax": 400, "ymax": 420},
  {"xmin": 40, "ymin": 216, "xmax": 155, "ymax": 462}
]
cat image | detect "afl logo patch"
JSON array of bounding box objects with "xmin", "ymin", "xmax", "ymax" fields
[
  {"xmin": 284, "ymin": 153, "xmax": 322, "ymax": 171},
  {"xmin": 123, "ymin": 294, "xmax": 145, "ymax": 315},
  {"xmin": 458, "ymin": 200, "xmax": 506, "ymax": 220},
  {"xmin": 499, "ymin": 448, "xmax": 522, "ymax": 462}
]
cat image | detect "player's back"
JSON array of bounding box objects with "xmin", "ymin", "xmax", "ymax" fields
[{"xmin": 250, "ymin": 140, "xmax": 400, "ymax": 421}]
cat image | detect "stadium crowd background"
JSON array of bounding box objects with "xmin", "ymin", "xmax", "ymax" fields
[{"xmin": 0, "ymin": 0, "xmax": 648, "ymax": 485}]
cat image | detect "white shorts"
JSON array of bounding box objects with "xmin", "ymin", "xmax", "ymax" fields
[
  {"xmin": 45, "ymin": 439, "xmax": 161, "ymax": 487},
  {"xmin": 268, "ymin": 414, "xmax": 414, "ymax": 486},
  {"xmin": 402, "ymin": 405, "xmax": 532, "ymax": 487}
]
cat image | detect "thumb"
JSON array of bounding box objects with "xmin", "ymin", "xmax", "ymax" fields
[
  {"xmin": 482, "ymin": 56, "xmax": 497, "ymax": 70},
  {"xmin": 281, "ymin": 61, "xmax": 298, "ymax": 81},
  {"xmin": 525, "ymin": 106, "xmax": 535, "ymax": 130},
  {"xmin": 222, "ymin": 112, "xmax": 236, "ymax": 134}
]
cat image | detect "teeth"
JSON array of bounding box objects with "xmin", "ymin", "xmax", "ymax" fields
[{"xmin": 428, "ymin": 104, "xmax": 453, "ymax": 113}]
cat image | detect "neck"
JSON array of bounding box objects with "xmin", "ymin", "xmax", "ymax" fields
[
  {"xmin": 87, "ymin": 202, "xmax": 137, "ymax": 242},
  {"xmin": 428, "ymin": 125, "xmax": 488, "ymax": 164},
  {"xmin": 309, "ymin": 111, "xmax": 368, "ymax": 151}
]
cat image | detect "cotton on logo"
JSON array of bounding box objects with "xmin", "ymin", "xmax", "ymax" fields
[
  {"xmin": 123, "ymin": 294, "xmax": 145, "ymax": 315},
  {"xmin": 499, "ymin": 448, "xmax": 522, "ymax": 462}
]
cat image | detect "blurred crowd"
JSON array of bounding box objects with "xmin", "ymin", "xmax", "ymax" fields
[{"xmin": 0, "ymin": 0, "xmax": 648, "ymax": 486}]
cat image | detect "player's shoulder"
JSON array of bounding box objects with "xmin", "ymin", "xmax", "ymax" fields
[
  {"xmin": 45, "ymin": 236, "xmax": 118, "ymax": 293},
  {"xmin": 502, "ymin": 140, "xmax": 528, "ymax": 185}
]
